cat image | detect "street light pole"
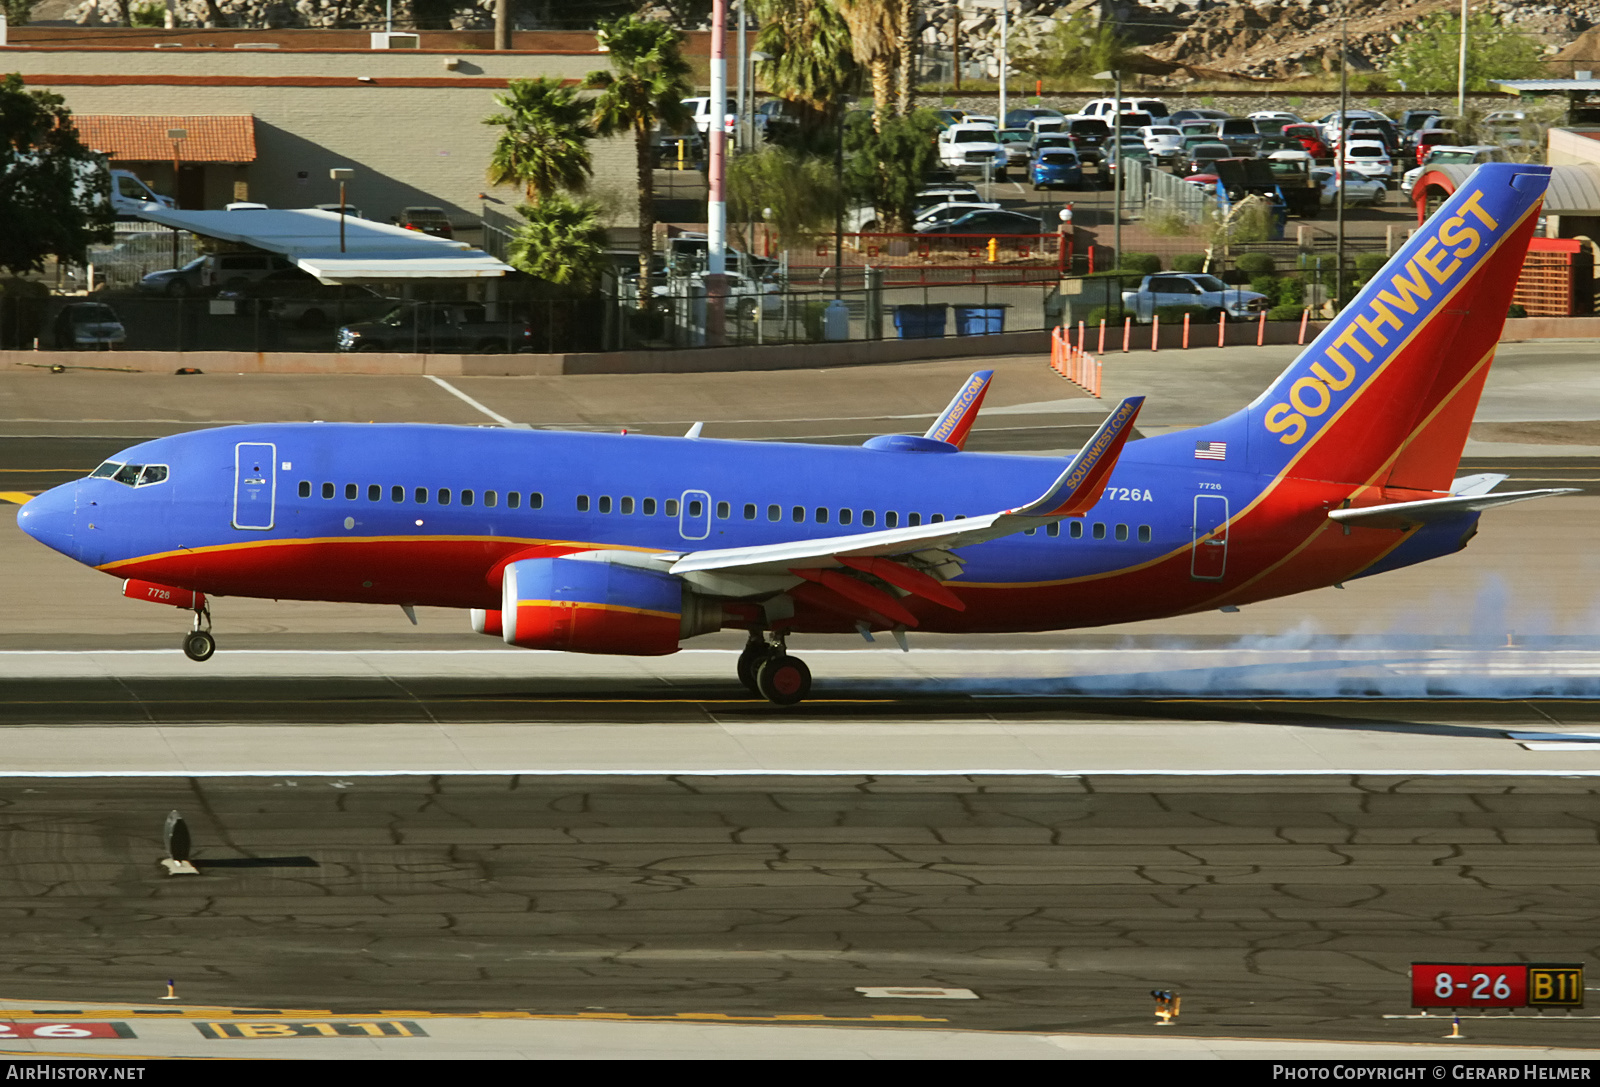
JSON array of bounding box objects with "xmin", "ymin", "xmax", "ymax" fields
[
  {"xmin": 1336, "ymin": 13, "xmax": 1347, "ymax": 312},
  {"xmin": 1457, "ymin": 0, "xmax": 1469, "ymax": 120},
  {"xmin": 330, "ymin": 168, "xmax": 354, "ymax": 254}
]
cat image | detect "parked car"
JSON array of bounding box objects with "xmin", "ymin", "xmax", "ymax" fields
[
  {"xmin": 396, "ymin": 206, "xmax": 453, "ymax": 239},
  {"xmin": 314, "ymin": 203, "xmax": 365, "ymax": 218},
  {"xmin": 1216, "ymin": 117, "xmax": 1264, "ymax": 155},
  {"xmin": 51, "ymin": 302, "xmax": 126, "ymax": 350},
  {"xmin": 914, "ymin": 209, "xmax": 1043, "ymax": 235},
  {"xmin": 1140, "ymin": 124, "xmax": 1185, "ymax": 157},
  {"xmin": 136, "ymin": 256, "xmax": 207, "ymax": 298},
  {"xmin": 997, "ymin": 127, "xmax": 1034, "ymax": 166},
  {"xmin": 1282, "ymin": 123, "xmax": 1331, "ymax": 159},
  {"xmin": 1100, "ymin": 144, "xmax": 1152, "ymax": 188},
  {"xmin": 202, "ymin": 251, "xmax": 298, "ymax": 292},
  {"xmin": 1002, "ymin": 107, "xmax": 1063, "ymax": 129},
  {"xmin": 651, "ymin": 271, "xmax": 781, "ymax": 321},
  {"xmin": 1030, "ymin": 148, "xmax": 1084, "ymax": 190},
  {"xmin": 1401, "ymin": 145, "xmax": 1509, "ymax": 196},
  {"xmin": 937, "ymin": 123, "xmax": 1008, "ymax": 177},
  {"xmin": 336, "ymin": 301, "xmax": 534, "ymax": 353},
  {"xmin": 216, "ymin": 269, "xmax": 394, "ymax": 328},
  {"xmin": 1248, "ymin": 109, "xmax": 1304, "ymax": 125},
  {"xmin": 916, "ymin": 200, "xmax": 1003, "ymax": 225},
  {"xmin": 1184, "ymin": 140, "xmax": 1233, "ymax": 175},
  {"xmin": 1342, "ymin": 139, "xmax": 1394, "ymax": 179},
  {"xmin": 1075, "ymin": 97, "xmax": 1169, "ymax": 121},
  {"xmin": 681, "ymin": 96, "xmax": 736, "ymax": 136},
  {"xmin": 1313, "ymin": 168, "xmax": 1387, "ymax": 206},
  {"xmin": 1120, "ymin": 273, "xmax": 1268, "ymax": 323},
  {"xmin": 1412, "ymin": 129, "xmax": 1461, "ymax": 165},
  {"xmin": 1168, "ymin": 107, "xmax": 1228, "ymax": 126}
]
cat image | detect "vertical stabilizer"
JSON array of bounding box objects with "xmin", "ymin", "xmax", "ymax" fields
[{"xmin": 1243, "ymin": 164, "xmax": 1549, "ymax": 490}]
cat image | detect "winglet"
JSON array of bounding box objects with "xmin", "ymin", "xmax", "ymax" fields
[
  {"xmin": 1009, "ymin": 396, "xmax": 1144, "ymax": 518},
  {"xmin": 923, "ymin": 370, "xmax": 994, "ymax": 450}
]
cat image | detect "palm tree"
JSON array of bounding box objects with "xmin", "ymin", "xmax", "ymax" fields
[
  {"xmin": 587, "ymin": 16, "xmax": 694, "ymax": 300},
  {"xmin": 835, "ymin": 0, "xmax": 901, "ymax": 129},
  {"xmin": 751, "ymin": 0, "xmax": 859, "ymax": 140},
  {"xmin": 508, "ymin": 191, "xmax": 609, "ymax": 295},
  {"xmin": 483, "ymin": 78, "xmax": 595, "ymax": 200}
]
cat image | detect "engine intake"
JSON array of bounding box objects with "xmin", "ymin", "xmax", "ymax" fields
[{"xmin": 501, "ymin": 557, "xmax": 687, "ymax": 656}]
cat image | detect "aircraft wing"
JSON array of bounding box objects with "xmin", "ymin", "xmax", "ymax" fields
[
  {"xmin": 1328, "ymin": 487, "xmax": 1581, "ymax": 530},
  {"xmin": 667, "ymin": 396, "xmax": 1144, "ymax": 577}
]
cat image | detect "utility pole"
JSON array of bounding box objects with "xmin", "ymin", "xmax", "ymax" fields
[
  {"xmin": 952, "ymin": 1, "xmax": 961, "ymax": 91},
  {"xmin": 495, "ymin": 0, "xmax": 509, "ymax": 51},
  {"xmin": 1456, "ymin": 0, "xmax": 1470, "ymax": 120},
  {"xmin": 708, "ymin": 0, "xmax": 729, "ymax": 343},
  {"xmin": 737, "ymin": 0, "xmax": 749, "ymax": 151},
  {"xmin": 1335, "ymin": 12, "xmax": 1347, "ymax": 313},
  {"xmin": 1113, "ymin": 69, "xmax": 1122, "ymax": 269},
  {"xmin": 998, "ymin": 1, "xmax": 1008, "ymax": 124}
]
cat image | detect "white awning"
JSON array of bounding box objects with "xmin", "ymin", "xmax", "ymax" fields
[{"xmin": 131, "ymin": 207, "xmax": 512, "ymax": 280}]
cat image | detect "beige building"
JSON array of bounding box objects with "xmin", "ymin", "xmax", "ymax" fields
[{"xmin": 0, "ymin": 31, "xmax": 644, "ymax": 229}]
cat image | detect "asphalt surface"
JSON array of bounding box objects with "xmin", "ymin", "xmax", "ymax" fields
[{"xmin": 0, "ymin": 773, "xmax": 1597, "ymax": 1047}]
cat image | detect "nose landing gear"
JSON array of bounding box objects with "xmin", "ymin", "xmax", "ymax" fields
[
  {"xmin": 182, "ymin": 602, "xmax": 215, "ymax": 662},
  {"xmin": 738, "ymin": 630, "xmax": 812, "ymax": 706}
]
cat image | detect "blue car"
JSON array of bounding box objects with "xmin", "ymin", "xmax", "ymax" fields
[{"xmin": 1031, "ymin": 148, "xmax": 1084, "ymax": 191}]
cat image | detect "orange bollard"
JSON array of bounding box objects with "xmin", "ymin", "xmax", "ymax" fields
[
  {"xmin": 1217, "ymin": 310, "xmax": 1226, "ymax": 348},
  {"xmin": 1123, "ymin": 316, "xmax": 1132, "ymax": 353},
  {"xmin": 1078, "ymin": 320, "xmax": 1086, "ymax": 353},
  {"xmin": 1150, "ymin": 314, "xmax": 1159, "ymax": 351},
  {"xmin": 1257, "ymin": 309, "xmax": 1267, "ymax": 346},
  {"xmin": 1097, "ymin": 319, "xmax": 1106, "ymax": 355},
  {"xmin": 1182, "ymin": 312, "xmax": 1190, "ymax": 349},
  {"xmin": 1298, "ymin": 307, "xmax": 1310, "ymax": 345}
]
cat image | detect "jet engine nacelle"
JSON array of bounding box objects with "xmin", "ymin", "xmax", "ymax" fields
[
  {"xmin": 470, "ymin": 608, "xmax": 502, "ymax": 637},
  {"xmin": 501, "ymin": 557, "xmax": 714, "ymax": 656}
]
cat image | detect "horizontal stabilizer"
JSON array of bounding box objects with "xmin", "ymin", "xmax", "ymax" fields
[{"xmin": 1328, "ymin": 488, "xmax": 1580, "ymax": 530}]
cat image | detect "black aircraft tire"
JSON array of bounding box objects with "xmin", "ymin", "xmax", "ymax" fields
[
  {"xmin": 756, "ymin": 654, "xmax": 811, "ymax": 706},
  {"xmin": 183, "ymin": 631, "xmax": 216, "ymax": 663},
  {"xmin": 737, "ymin": 644, "xmax": 768, "ymax": 694}
]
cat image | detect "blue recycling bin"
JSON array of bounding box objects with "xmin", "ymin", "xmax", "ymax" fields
[
  {"xmin": 892, "ymin": 303, "xmax": 948, "ymax": 339},
  {"xmin": 954, "ymin": 304, "xmax": 1007, "ymax": 335}
]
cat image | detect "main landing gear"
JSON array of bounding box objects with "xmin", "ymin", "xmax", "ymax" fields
[
  {"xmin": 182, "ymin": 601, "xmax": 215, "ymax": 662},
  {"xmin": 738, "ymin": 631, "xmax": 812, "ymax": 706}
]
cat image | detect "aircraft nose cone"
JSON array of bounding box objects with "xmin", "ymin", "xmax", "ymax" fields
[{"xmin": 16, "ymin": 484, "xmax": 77, "ymax": 558}]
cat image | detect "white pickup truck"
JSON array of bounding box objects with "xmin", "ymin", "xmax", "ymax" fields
[
  {"xmin": 938, "ymin": 123, "xmax": 1008, "ymax": 179},
  {"xmin": 1120, "ymin": 273, "xmax": 1269, "ymax": 323}
]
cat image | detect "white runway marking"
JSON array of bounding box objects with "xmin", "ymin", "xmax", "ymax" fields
[{"xmin": 423, "ymin": 376, "xmax": 525, "ymax": 428}]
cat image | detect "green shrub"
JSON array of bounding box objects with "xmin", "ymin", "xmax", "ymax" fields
[
  {"xmin": 1354, "ymin": 252, "xmax": 1388, "ymax": 276},
  {"xmin": 1079, "ymin": 305, "xmax": 1131, "ymax": 326},
  {"xmin": 1277, "ymin": 275, "xmax": 1306, "ymax": 305},
  {"xmin": 1172, "ymin": 253, "xmax": 1206, "ymax": 272},
  {"xmin": 1249, "ymin": 274, "xmax": 1278, "ymax": 299},
  {"xmin": 1118, "ymin": 251, "xmax": 1162, "ymax": 275},
  {"xmin": 1236, "ymin": 252, "xmax": 1276, "ymax": 276},
  {"xmin": 1508, "ymin": 303, "xmax": 1527, "ymax": 318},
  {"xmin": 802, "ymin": 299, "xmax": 830, "ymax": 341},
  {"xmin": 1268, "ymin": 303, "xmax": 1307, "ymax": 322}
]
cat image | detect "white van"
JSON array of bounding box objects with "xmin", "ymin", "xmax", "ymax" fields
[
  {"xmin": 109, "ymin": 170, "xmax": 175, "ymax": 218},
  {"xmin": 1076, "ymin": 97, "xmax": 1169, "ymax": 121}
]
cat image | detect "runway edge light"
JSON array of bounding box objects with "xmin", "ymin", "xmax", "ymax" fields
[{"xmin": 161, "ymin": 809, "xmax": 199, "ymax": 877}]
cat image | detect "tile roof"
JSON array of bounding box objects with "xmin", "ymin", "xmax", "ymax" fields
[{"xmin": 73, "ymin": 115, "xmax": 256, "ymax": 163}]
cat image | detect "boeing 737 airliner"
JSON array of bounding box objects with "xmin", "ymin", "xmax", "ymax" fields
[{"xmin": 17, "ymin": 164, "xmax": 1579, "ymax": 704}]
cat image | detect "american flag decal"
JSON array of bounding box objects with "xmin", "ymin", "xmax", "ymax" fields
[{"xmin": 1194, "ymin": 440, "xmax": 1227, "ymax": 461}]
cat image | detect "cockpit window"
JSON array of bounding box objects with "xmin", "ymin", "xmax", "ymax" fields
[
  {"xmin": 90, "ymin": 461, "xmax": 122, "ymax": 479},
  {"xmin": 93, "ymin": 461, "xmax": 168, "ymax": 487},
  {"xmin": 112, "ymin": 464, "xmax": 142, "ymax": 485},
  {"xmin": 137, "ymin": 465, "xmax": 168, "ymax": 486}
]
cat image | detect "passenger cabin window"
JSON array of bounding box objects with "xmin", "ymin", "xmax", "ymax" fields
[
  {"xmin": 621, "ymin": 497, "xmax": 634, "ymax": 515},
  {"xmin": 768, "ymin": 504, "xmax": 781, "ymax": 522},
  {"xmin": 839, "ymin": 509, "xmax": 853, "ymax": 525},
  {"xmin": 1047, "ymin": 523, "xmax": 1059, "ymax": 537},
  {"xmin": 485, "ymin": 491, "xmax": 497, "ymax": 508},
  {"xmin": 368, "ymin": 484, "xmax": 380, "ymax": 501},
  {"xmin": 299, "ymin": 481, "xmax": 311, "ymax": 498},
  {"xmin": 815, "ymin": 507, "xmax": 828, "ymax": 524},
  {"xmin": 461, "ymin": 490, "xmax": 474, "ymax": 507},
  {"xmin": 598, "ymin": 495, "xmax": 612, "ymax": 514},
  {"xmin": 908, "ymin": 513, "xmax": 921, "ymax": 526},
  {"xmin": 665, "ymin": 499, "xmax": 679, "ymax": 516},
  {"xmin": 641, "ymin": 497, "xmax": 654, "ymax": 515},
  {"xmin": 1070, "ymin": 521, "xmax": 1083, "ymax": 538},
  {"xmin": 931, "ymin": 514, "xmax": 944, "ymax": 523},
  {"xmin": 862, "ymin": 510, "xmax": 876, "ymax": 527},
  {"xmin": 688, "ymin": 499, "xmax": 704, "ymax": 517},
  {"xmin": 323, "ymin": 483, "xmax": 336, "ymax": 500},
  {"xmin": 414, "ymin": 487, "xmax": 428, "ymax": 504},
  {"xmin": 1115, "ymin": 523, "xmax": 1128, "ymax": 541},
  {"xmin": 438, "ymin": 488, "xmax": 451, "ymax": 505},
  {"xmin": 792, "ymin": 506, "xmax": 805, "ymax": 523},
  {"xmin": 345, "ymin": 483, "xmax": 357, "ymax": 500},
  {"xmin": 577, "ymin": 495, "xmax": 590, "ymax": 512},
  {"xmin": 885, "ymin": 511, "xmax": 899, "ymax": 528},
  {"xmin": 507, "ymin": 492, "xmax": 520, "ymax": 509},
  {"xmin": 1138, "ymin": 525, "xmax": 1152, "ymax": 542},
  {"xmin": 716, "ymin": 501, "xmax": 730, "ymax": 519},
  {"xmin": 1093, "ymin": 522, "xmax": 1106, "ymax": 539},
  {"xmin": 530, "ymin": 493, "xmax": 544, "ymax": 509},
  {"xmin": 392, "ymin": 486, "xmax": 404, "ymax": 503},
  {"xmin": 744, "ymin": 503, "xmax": 756, "ymax": 520}
]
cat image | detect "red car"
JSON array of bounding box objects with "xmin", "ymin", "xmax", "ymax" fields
[{"xmin": 1282, "ymin": 124, "xmax": 1329, "ymax": 159}]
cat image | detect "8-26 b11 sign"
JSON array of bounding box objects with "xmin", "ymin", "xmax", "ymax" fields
[{"xmin": 1411, "ymin": 963, "xmax": 1584, "ymax": 1009}]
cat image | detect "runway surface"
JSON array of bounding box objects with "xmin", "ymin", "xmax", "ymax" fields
[{"xmin": 2, "ymin": 347, "xmax": 1598, "ymax": 1057}]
